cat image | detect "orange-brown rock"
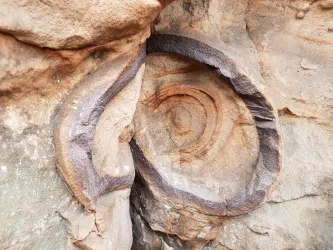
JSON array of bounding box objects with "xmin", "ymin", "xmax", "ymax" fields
[{"xmin": 0, "ymin": 0, "xmax": 162, "ymax": 49}]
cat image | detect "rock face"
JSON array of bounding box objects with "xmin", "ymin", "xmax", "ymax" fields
[
  {"xmin": 0, "ymin": 0, "xmax": 333, "ymax": 250},
  {"xmin": 53, "ymin": 46, "xmax": 145, "ymax": 210},
  {"xmin": 0, "ymin": 0, "xmax": 161, "ymax": 49},
  {"xmin": 0, "ymin": 22, "xmax": 150, "ymax": 249},
  {"xmin": 150, "ymin": 0, "xmax": 333, "ymax": 249}
]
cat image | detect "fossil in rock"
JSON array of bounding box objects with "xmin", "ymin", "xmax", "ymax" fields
[
  {"xmin": 130, "ymin": 34, "xmax": 280, "ymax": 243},
  {"xmin": 54, "ymin": 45, "xmax": 146, "ymax": 248},
  {"xmin": 54, "ymin": 47, "xmax": 145, "ymax": 210},
  {"xmin": 54, "ymin": 34, "xmax": 280, "ymax": 248}
]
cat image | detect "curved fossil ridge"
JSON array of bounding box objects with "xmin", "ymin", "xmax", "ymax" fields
[
  {"xmin": 54, "ymin": 46, "xmax": 145, "ymax": 210},
  {"xmin": 142, "ymin": 85, "xmax": 221, "ymax": 162},
  {"xmin": 131, "ymin": 34, "xmax": 280, "ymax": 216},
  {"xmin": 134, "ymin": 55, "xmax": 259, "ymax": 202}
]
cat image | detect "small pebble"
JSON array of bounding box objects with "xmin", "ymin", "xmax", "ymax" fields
[{"xmin": 296, "ymin": 10, "xmax": 305, "ymax": 19}]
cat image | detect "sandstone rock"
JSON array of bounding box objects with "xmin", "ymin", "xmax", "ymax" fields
[
  {"xmin": 208, "ymin": 117, "xmax": 333, "ymax": 250},
  {"xmin": 158, "ymin": 0, "xmax": 176, "ymax": 8},
  {"xmin": 131, "ymin": 0, "xmax": 333, "ymax": 249},
  {"xmin": 130, "ymin": 34, "xmax": 280, "ymax": 246},
  {"xmin": 153, "ymin": 0, "xmax": 263, "ymax": 87},
  {"xmin": 1, "ymin": 0, "xmax": 333, "ymax": 249},
  {"xmin": 53, "ymin": 45, "xmax": 145, "ymax": 248},
  {"xmin": 53, "ymin": 49, "xmax": 145, "ymax": 210},
  {"xmin": 0, "ymin": 28, "xmax": 150, "ymax": 107},
  {"xmin": 0, "ymin": 20, "xmax": 148, "ymax": 249},
  {"xmin": 60, "ymin": 189, "xmax": 134, "ymax": 250},
  {"xmin": 318, "ymin": 0, "xmax": 333, "ymax": 9},
  {"xmin": 246, "ymin": 0, "xmax": 333, "ymax": 123},
  {"xmin": 0, "ymin": 0, "xmax": 161, "ymax": 49}
]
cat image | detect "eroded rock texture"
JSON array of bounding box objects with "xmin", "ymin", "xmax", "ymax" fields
[
  {"xmin": 0, "ymin": 5, "xmax": 152, "ymax": 248},
  {"xmin": 134, "ymin": 53, "xmax": 260, "ymax": 206},
  {"xmin": 149, "ymin": 0, "xmax": 333, "ymax": 249},
  {"xmin": 0, "ymin": 0, "xmax": 161, "ymax": 49},
  {"xmin": 0, "ymin": 0, "xmax": 333, "ymax": 250}
]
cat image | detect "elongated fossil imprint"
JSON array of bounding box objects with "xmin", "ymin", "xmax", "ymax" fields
[
  {"xmin": 54, "ymin": 45, "xmax": 146, "ymax": 210},
  {"xmin": 54, "ymin": 34, "xmax": 280, "ymax": 247}
]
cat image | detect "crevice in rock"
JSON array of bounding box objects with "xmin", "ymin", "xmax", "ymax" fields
[
  {"xmin": 278, "ymin": 107, "xmax": 333, "ymax": 126},
  {"xmin": 130, "ymin": 197, "xmax": 210, "ymax": 250},
  {"xmin": 268, "ymin": 193, "xmax": 321, "ymax": 204}
]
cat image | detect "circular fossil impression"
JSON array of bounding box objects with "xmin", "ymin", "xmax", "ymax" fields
[{"xmin": 133, "ymin": 53, "xmax": 260, "ymax": 203}]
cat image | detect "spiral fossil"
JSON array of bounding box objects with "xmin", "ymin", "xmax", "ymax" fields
[
  {"xmin": 132, "ymin": 34, "xmax": 279, "ymax": 214},
  {"xmin": 131, "ymin": 35, "xmax": 280, "ymax": 243},
  {"xmin": 54, "ymin": 34, "xmax": 280, "ymax": 247},
  {"xmin": 133, "ymin": 53, "xmax": 260, "ymax": 203}
]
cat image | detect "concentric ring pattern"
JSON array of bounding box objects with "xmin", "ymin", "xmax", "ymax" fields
[{"xmin": 134, "ymin": 53, "xmax": 260, "ymax": 202}]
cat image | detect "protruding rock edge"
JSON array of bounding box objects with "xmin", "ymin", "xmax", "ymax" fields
[
  {"xmin": 54, "ymin": 46, "xmax": 146, "ymax": 210},
  {"xmin": 130, "ymin": 34, "xmax": 280, "ymax": 216}
]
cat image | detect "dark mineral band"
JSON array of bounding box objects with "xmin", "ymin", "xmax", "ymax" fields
[{"xmin": 54, "ymin": 46, "xmax": 145, "ymax": 210}]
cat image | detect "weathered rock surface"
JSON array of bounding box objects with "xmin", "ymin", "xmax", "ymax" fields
[
  {"xmin": 53, "ymin": 47, "xmax": 145, "ymax": 210},
  {"xmin": 61, "ymin": 189, "xmax": 134, "ymax": 250},
  {"xmin": 207, "ymin": 116, "xmax": 333, "ymax": 250},
  {"xmin": 0, "ymin": 20, "xmax": 149, "ymax": 249},
  {"xmin": 1, "ymin": 0, "xmax": 333, "ymax": 249},
  {"xmin": 147, "ymin": 0, "xmax": 333, "ymax": 249},
  {"xmin": 0, "ymin": 0, "xmax": 161, "ymax": 49}
]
